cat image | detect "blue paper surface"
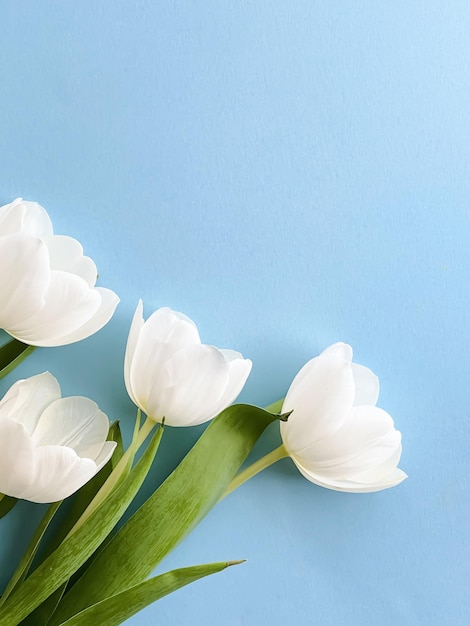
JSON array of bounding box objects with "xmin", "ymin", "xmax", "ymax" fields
[{"xmin": 0, "ymin": 2, "xmax": 468, "ymax": 624}]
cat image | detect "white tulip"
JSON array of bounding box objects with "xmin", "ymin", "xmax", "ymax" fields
[
  {"xmin": 280, "ymin": 343, "xmax": 407, "ymax": 493},
  {"xmin": 0, "ymin": 372, "xmax": 116, "ymax": 503},
  {"xmin": 124, "ymin": 301, "xmax": 252, "ymax": 426},
  {"xmin": 0, "ymin": 198, "xmax": 119, "ymax": 347}
]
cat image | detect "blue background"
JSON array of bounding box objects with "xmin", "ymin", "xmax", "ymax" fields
[{"xmin": 0, "ymin": 2, "xmax": 468, "ymax": 624}]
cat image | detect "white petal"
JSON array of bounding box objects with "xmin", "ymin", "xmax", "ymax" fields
[
  {"xmin": 0, "ymin": 234, "xmax": 51, "ymax": 328},
  {"xmin": 199, "ymin": 352, "xmax": 252, "ymax": 424},
  {"xmin": 124, "ymin": 300, "xmax": 145, "ymax": 405},
  {"xmin": 8, "ymin": 271, "xmax": 102, "ymax": 346},
  {"xmin": 219, "ymin": 348, "xmax": 244, "ymax": 361},
  {"xmin": 351, "ymin": 363, "xmax": 380, "ymax": 406},
  {"xmin": 349, "ymin": 443, "xmax": 404, "ymax": 485},
  {"xmin": 365, "ymin": 468, "xmax": 408, "ymax": 490},
  {"xmin": 18, "ymin": 446, "xmax": 98, "ymax": 503},
  {"xmin": 317, "ymin": 430, "xmax": 402, "ymax": 482},
  {"xmin": 139, "ymin": 307, "xmax": 200, "ymax": 349},
  {"xmin": 291, "ymin": 405, "xmax": 404, "ymax": 488},
  {"xmin": 16, "ymin": 200, "xmax": 54, "ymax": 237},
  {"xmin": 42, "ymin": 235, "xmax": 97, "ymax": 287},
  {"xmin": 128, "ymin": 339, "xmax": 170, "ymax": 417},
  {"xmin": 128, "ymin": 307, "xmax": 201, "ymax": 413},
  {"xmin": 42, "ymin": 287, "xmax": 119, "ymax": 347},
  {"xmin": 292, "ymin": 459, "xmax": 407, "ymax": 492},
  {"xmin": 0, "ymin": 198, "xmax": 27, "ymax": 235},
  {"xmin": 0, "ymin": 418, "xmax": 36, "ymax": 498},
  {"xmin": 281, "ymin": 348, "xmax": 355, "ymax": 453},
  {"xmin": 321, "ymin": 342, "xmax": 353, "ymax": 362},
  {"xmin": 31, "ymin": 396, "xmax": 110, "ymax": 459},
  {"xmin": 93, "ymin": 441, "xmax": 117, "ymax": 471},
  {"xmin": 145, "ymin": 344, "xmax": 230, "ymax": 426},
  {"xmin": 0, "ymin": 199, "xmax": 53, "ymax": 237},
  {"xmin": 297, "ymin": 405, "xmax": 397, "ymax": 468},
  {"xmin": 0, "ymin": 372, "xmax": 61, "ymax": 435}
]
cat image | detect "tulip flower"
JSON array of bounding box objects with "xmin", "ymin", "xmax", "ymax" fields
[
  {"xmin": 279, "ymin": 342, "xmax": 407, "ymax": 492},
  {"xmin": 225, "ymin": 342, "xmax": 406, "ymax": 497},
  {"xmin": 124, "ymin": 301, "xmax": 252, "ymax": 426},
  {"xmin": 0, "ymin": 198, "xmax": 119, "ymax": 347},
  {"xmin": 0, "ymin": 372, "xmax": 116, "ymax": 503}
]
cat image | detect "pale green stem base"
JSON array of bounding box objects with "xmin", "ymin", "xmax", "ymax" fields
[
  {"xmin": 222, "ymin": 444, "xmax": 289, "ymax": 499},
  {"xmin": 134, "ymin": 415, "xmax": 156, "ymax": 449}
]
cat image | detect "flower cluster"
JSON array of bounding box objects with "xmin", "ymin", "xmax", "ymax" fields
[{"xmin": 0, "ymin": 199, "xmax": 407, "ymax": 626}]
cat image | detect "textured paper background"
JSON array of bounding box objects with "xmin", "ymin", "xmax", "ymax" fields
[{"xmin": 0, "ymin": 2, "xmax": 468, "ymax": 624}]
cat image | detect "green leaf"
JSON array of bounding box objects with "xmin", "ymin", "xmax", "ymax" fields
[
  {"xmin": 108, "ymin": 421, "xmax": 124, "ymax": 470},
  {"xmin": 0, "ymin": 339, "xmax": 35, "ymax": 381},
  {"xmin": 0, "ymin": 426, "xmax": 163, "ymax": 626},
  {"xmin": 0, "ymin": 495, "xmax": 18, "ymax": 519},
  {"xmin": 18, "ymin": 585, "xmax": 67, "ymax": 626},
  {"xmin": 58, "ymin": 561, "xmax": 243, "ymax": 626},
  {"xmin": 0, "ymin": 502, "xmax": 61, "ymax": 607},
  {"xmin": 51, "ymin": 404, "xmax": 283, "ymax": 624}
]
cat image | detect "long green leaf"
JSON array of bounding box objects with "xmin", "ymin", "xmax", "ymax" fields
[
  {"xmin": 109, "ymin": 422, "xmax": 124, "ymax": 470},
  {"xmin": 51, "ymin": 404, "xmax": 284, "ymax": 624},
  {"xmin": 0, "ymin": 339, "xmax": 35, "ymax": 381},
  {"xmin": 59, "ymin": 561, "xmax": 243, "ymax": 626},
  {"xmin": 0, "ymin": 502, "xmax": 61, "ymax": 607},
  {"xmin": 0, "ymin": 427, "xmax": 163, "ymax": 626},
  {"xmin": 0, "ymin": 496, "xmax": 17, "ymax": 519},
  {"xmin": 19, "ymin": 585, "xmax": 67, "ymax": 626}
]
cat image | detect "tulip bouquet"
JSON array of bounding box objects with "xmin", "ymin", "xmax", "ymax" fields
[{"xmin": 0, "ymin": 199, "xmax": 407, "ymax": 626}]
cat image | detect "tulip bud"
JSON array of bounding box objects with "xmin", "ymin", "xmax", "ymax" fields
[{"xmin": 124, "ymin": 301, "xmax": 252, "ymax": 426}]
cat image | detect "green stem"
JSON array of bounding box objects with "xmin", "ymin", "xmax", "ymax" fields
[
  {"xmin": 0, "ymin": 340, "xmax": 36, "ymax": 381},
  {"xmin": 66, "ymin": 413, "xmax": 157, "ymax": 537},
  {"xmin": 134, "ymin": 416, "xmax": 156, "ymax": 449},
  {"xmin": 221, "ymin": 398, "xmax": 288, "ymax": 498},
  {"xmin": 222, "ymin": 444, "xmax": 289, "ymax": 498}
]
